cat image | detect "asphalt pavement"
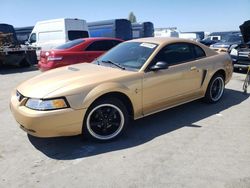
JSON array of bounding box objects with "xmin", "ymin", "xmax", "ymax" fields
[{"xmin": 0, "ymin": 66, "xmax": 250, "ymax": 188}]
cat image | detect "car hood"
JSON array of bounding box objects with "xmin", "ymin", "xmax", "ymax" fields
[
  {"xmin": 240, "ymin": 20, "xmax": 250, "ymax": 43},
  {"xmin": 211, "ymin": 42, "xmax": 231, "ymax": 48},
  {"xmin": 17, "ymin": 63, "xmax": 136, "ymax": 98}
]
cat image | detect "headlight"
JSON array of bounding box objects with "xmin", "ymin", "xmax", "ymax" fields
[{"xmin": 25, "ymin": 98, "xmax": 69, "ymax": 111}]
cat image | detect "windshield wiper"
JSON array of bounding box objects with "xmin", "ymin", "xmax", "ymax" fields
[{"xmin": 101, "ymin": 60, "xmax": 125, "ymax": 70}]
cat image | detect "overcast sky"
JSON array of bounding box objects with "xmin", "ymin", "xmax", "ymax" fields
[{"xmin": 1, "ymin": 0, "xmax": 250, "ymax": 32}]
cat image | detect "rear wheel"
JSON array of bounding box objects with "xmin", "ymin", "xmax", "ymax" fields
[
  {"xmin": 83, "ymin": 98, "xmax": 129, "ymax": 141},
  {"xmin": 204, "ymin": 74, "xmax": 225, "ymax": 103}
]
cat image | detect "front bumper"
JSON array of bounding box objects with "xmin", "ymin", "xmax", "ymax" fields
[
  {"xmin": 10, "ymin": 93, "xmax": 87, "ymax": 137},
  {"xmin": 231, "ymin": 55, "xmax": 250, "ymax": 69}
]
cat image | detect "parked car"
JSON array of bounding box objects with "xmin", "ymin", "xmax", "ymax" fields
[
  {"xmin": 210, "ymin": 34, "xmax": 243, "ymax": 52},
  {"xmin": 10, "ymin": 37, "xmax": 233, "ymax": 141},
  {"xmin": 27, "ymin": 18, "xmax": 89, "ymax": 59},
  {"xmin": 230, "ymin": 20, "xmax": 250, "ymax": 69},
  {"xmin": 38, "ymin": 37, "xmax": 123, "ymax": 71},
  {"xmin": 200, "ymin": 31, "xmax": 240, "ymax": 46},
  {"xmin": 200, "ymin": 37, "xmax": 221, "ymax": 46}
]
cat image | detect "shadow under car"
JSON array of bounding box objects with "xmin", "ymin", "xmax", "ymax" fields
[{"xmin": 28, "ymin": 88, "xmax": 249, "ymax": 160}]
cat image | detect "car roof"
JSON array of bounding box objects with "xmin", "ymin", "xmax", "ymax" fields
[
  {"xmin": 82, "ymin": 37, "xmax": 124, "ymax": 41},
  {"xmin": 128, "ymin": 37, "xmax": 200, "ymax": 46}
]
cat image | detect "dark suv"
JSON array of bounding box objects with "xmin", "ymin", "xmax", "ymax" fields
[{"xmin": 230, "ymin": 20, "xmax": 250, "ymax": 69}]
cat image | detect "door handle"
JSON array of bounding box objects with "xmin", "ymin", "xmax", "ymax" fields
[{"xmin": 190, "ymin": 66, "xmax": 197, "ymax": 71}]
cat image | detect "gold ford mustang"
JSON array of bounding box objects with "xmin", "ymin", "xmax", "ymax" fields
[{"xmin": 10, "ymin": 37, "xmax": 233, "ymax": 141}]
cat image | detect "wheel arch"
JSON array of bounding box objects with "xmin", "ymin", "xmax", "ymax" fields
[
  {"xmin": 212, "ymin": 69, "xmax": 226, "ymax": 81},
  {"xmin": 82, "ymin": 83, "xmax": 135, "ymax": 118},
  {"xmin": 88, "ymin": 92, "xmax": 134, "ymax": 118}
]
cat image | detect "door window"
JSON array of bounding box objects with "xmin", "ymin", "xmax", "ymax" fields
[
  {"xmin": 152, "ymin": 43, "xmax": 195, "ymax": 66},
  {"xmin": 193, "ymin": 44, "xmax": 206, "ymax": 58}
]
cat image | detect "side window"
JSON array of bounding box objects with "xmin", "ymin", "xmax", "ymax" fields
[
  {"xmin": 86, "ymin": 40, "xmax": 116, "ymax": 51},
  {"xmin": 193, "ymin": 45, "xmax": 206, "ymax": 59},
  {"xmin": 153, "ymin": 43, "xmax": 195, "ymax": 66}
]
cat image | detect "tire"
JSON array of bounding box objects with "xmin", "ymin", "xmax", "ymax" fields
[
  {"xmin": 204, "ymin": 74, "xmax": 225, "ymax": 103},
  {"xmin": 82, "ymin": 98, "xmax": 129, "ymax": 141}
]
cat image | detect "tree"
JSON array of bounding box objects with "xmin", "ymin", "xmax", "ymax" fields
[{"xmin": 128, "ymin": 12, "xmax": 137, "ymax": 23}]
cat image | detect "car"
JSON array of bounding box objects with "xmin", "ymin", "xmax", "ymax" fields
[
  {"xmin": 199, "ymin": 37, "xmax": 218, "ymax": 46},
  {"xmin": 10, "ymin": 37, "xmax": 233, "ymax": 141},
  {"xmin": 230, "ymin": 20, "xmax": 250, "ymax": 70},
  {"xmin": 38, "ymin": 37, "xmax": 123, "ymax": 71},
  {"xmin": 210, "ymin": 34, "xmax": 243, "ymax": 52},
  {"xmin": 200, "ymin": 31, "xmax": 241, "ymax": 47}
]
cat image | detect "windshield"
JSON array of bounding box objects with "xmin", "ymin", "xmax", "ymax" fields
[
  {"xmin": 55, "ymin": 39, "xmax": 84, "ymax": 49},
  {"xmin": 221, "ymin": 35, "xmax": 243, "ymax": 43},
  {"xmin": 95, "ymin": 42, "xmax": 158, "ymax": 71}
]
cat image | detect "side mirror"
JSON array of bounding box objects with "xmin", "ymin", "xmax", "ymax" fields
[{"xmin": 150, "ymin": 61, "xmax": 169, "ymax": 71}]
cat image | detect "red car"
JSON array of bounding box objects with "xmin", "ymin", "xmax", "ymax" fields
[{"xmin": 38, "ymin": 37, "xmax": 123, "ymax": 71}]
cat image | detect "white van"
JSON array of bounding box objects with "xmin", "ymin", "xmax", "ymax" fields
[{"xmin": 28, "ymin": 18, "xmax": 89, "ymax": 58}]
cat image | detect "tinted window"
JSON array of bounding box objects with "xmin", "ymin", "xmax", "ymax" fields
[
  {"xmin": 55, "ymin": 39, "xmax": 84, "ymax": 49},
  {"xmin": 68, "ymin": 30, "xmax": 89, "ymax": 40},
  {"xmin": 86, "ymin": 40, "xmax": 121, "ymax": 51},
  {"xmin": 193, "ymin": 45, "xmax": 206, "ymax": 58},
  {"xmin": 224, "ymin": 35, "xmax": 243, "ymax": 43},
  {"xmin": 153, "ymin": 43, "xmax": 194, "ymax": 66}
]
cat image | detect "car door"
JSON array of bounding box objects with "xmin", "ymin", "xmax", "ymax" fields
[{"xmin": 142, "ymin": 42, "xmax": 205, "ymax": 115}]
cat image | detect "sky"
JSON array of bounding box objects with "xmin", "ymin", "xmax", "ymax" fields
[{"xmin": 1, "ymin": 0, "xmax": 250, "ymax": 32}]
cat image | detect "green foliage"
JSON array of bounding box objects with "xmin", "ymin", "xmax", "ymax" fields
[{"xmin": 128, "ymin": 12, "xmax": 137, "ymax": 23}]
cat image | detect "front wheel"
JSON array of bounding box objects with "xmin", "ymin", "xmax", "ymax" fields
[
  {"xmin": 204, "ymin": 74, "xmax": 225, "ymax": 103},
  {"xmin": 83, "ymin": 98, "xmax": 129, "ymax": 141}
]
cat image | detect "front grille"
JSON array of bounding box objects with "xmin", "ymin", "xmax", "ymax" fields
[{"xmin": 237, "ymin": 61, "xmax": 250, "ymax": 66}]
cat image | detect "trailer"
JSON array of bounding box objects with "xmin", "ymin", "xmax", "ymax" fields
[
  {"xmin": 181, "ymin": 31, "xmax": 205, "ymax": 40},
  {"xmin": 87, "ymin": 19, "xmax": 132, "ymax": 40},
  {"xmin": 0, "ymin": 24, "xmax": 37, "ymax": 67},
  {"xmin": 132, "ymin": 22, "xmax": 154, "ymax": 39}
]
